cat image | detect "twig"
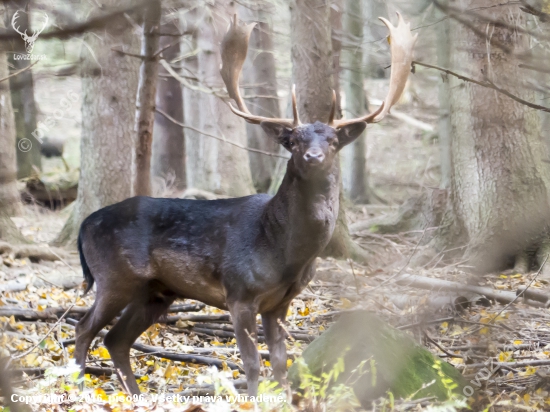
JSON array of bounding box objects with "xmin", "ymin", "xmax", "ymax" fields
[
  {"xmin": 432, "ymin": 0, "xmax": 513, "ymax": 53},
  {"xmin": 413, "ymin": 60, "xmax": 550, "ymax": 113},
  {"xmin": 397, "ymin": 316, "xmax": 454, "ymax": 330},
  {"xmin": 116, "ymin": 368, "xmax": 133, "ymax": 395},
  {"xmin": 424, "ymin": 332, "xmax": 464, "ymax": 358},
  {"xmin": 111, "ymin": 48, "xmax": 146, "ymax": 60},
  {"xmin": 9, "ymin": 303, "xmax": 76, "ymax": 362},
  {"xmin": 0, "ymin": 1, "xmax": 149, "ymax": 41},
  {"xmin": 159, "ymin": 59, "xmax": 226, "ymax": 97},
  {"xmin": 155, "ymin": 108, "xmax": 289, "ymax": 159},
  {"xmin": 46, "ymin": 245, "xmax": 79, "ymax": 274},
  {"xmin": 63, "ymin": 318, "xmax": 244, "ymax": 371},
  {"xmin": 0, "ymin": 61, "xmax": 39, "ymax": 84},
  {"xmin": 489, "ymin": 255, "xmax": 548, "ymax": 324},
  {"xmin": 153, "ymin": 40, "xmax": 180, "ymax": 58},
  {"xmin": 347, "ymin": 259, "xmax": 361, "ymax": 295},
  {"xmin": 363, "ymin": 228, "xmax": 427, "ymax": 295}
]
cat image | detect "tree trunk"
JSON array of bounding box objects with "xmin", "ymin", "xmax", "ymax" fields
[
  {"xmin": 181, "ymin": 15, "xmax": 201, "ymax": 192},
  {"xmin": 186, "ymin": 3, "xmax": 255, "ymax": 197},
  {"xmin": 363, "ymin": 0, "xmax": 389, "ymax": 79},
  {"xmin": 436, "ymin": 0, "xmax": 451, "ymax": 189},
  {"xmin": 239, "ymin": 5, "xmax": 280, "ymax": 193},
  {"xmin": 341, "ymin": 0, "xmax": 369, "ymax": 202},
  {"xmin": 291, "ymin": 0, "xmax": 369, "ymax": 262},
  {"xmin": 151, "ymin": 22, "xmax": 186, "ymax": 193},
  {"xmin": 437, "ymin": 0, "xmax": 550, "ymax": 273},
  {"xmin": 0, "ymin": 9, "xmax": 22, "ymax": 218},
  {"xmin": 6, "ymin": 1, "xmax": 41, "ymax": 178},
  {"xmin": 331, "ymin": 0, "xmax": 343, "ymax": 120},
  {"xmin": 291, "ymin": 0, "xmax": 333, "ymax": 123},
  {"xmin": 133, "ymin": 0, "xmax": 161, "ymax": 197},
  {"xmin": 54, "ymin": 2, "xmax": 140, "ymax": 247}
]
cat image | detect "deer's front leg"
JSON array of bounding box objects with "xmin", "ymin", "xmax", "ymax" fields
[
  {"xmin": 229, "ymin": 301, "xmax": 260, "ymax": 396},
  {"xmin": 262, "ymin": 304, "xmax": 290, "ymax": 387}
]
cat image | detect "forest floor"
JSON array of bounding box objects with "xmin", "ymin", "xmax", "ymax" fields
[
  {"xmin": 2, "ymin": 203, "xmax": 550, "ymax": 411},
  {"xmin": 3, "ymin": 70, "xmax": 550, "ymax": 411}
]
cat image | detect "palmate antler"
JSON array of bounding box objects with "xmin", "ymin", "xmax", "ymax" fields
[
  {"xmin": 220, "ymin": 15, "xmax": 300, "ymax": 129},
  {"xmin": 220, "ymin": 12, "xmax": 417, "ymax": 130},
  {"xmin": 331, "ymin": 13, "xmax": 418, "ymax": 128}
]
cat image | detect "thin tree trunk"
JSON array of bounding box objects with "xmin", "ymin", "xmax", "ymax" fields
[
  {"xmin": 437, "ymin": 0, "xmax": 550, "ymax": 273},
  {"xmin": 436, "ymin": 0, "xmax": 451, "ymax": 189},
  {"xmin": 341, "ymin": 0, "xmax": 369, "ymax": 202},
  {"xmin": 291, "ymin": 0, "xmax": 369, "ymax": 262},
  {"xmin": 239, "ymin": 5, "xmax": 280, "ymax": 193},
  {"xmin": 6, "ymin": 1, "xmax": 41, "ymax": 178},
  {"xmin": 363, "ymin": 0, "xmax": 388, "ymax": 79},
  {"xmin": 151, "ymin": 21, "xmax": 186, "ymax": 193},
  {"xmin": 181, "ymin": 13, "xmax": 202, "ymax": 191},
  {"xmin": 0, "ymin": 3, "xmax": 25, "ymax": 245},
  {"xmin": 54, "ymin": 2, "xmax": 140, "ymax": 247},
  {"xmin": 133, "ymin": 0, "xmax": 161, "ymax": 197},
  {"xmin": 187, "ymin": 3, "xmax": 255, "ymax": 196},
  {"xmin": 0, "ymin": 10, "xmax": 22, "ymax": 217},
  {"xmin": 331, "ymin": 0, "xmax": 343, "ymax": 120}
]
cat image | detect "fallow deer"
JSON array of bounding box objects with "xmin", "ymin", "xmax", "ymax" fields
[{"xmin": 75, "ymin": 12, "xmax": 417, "ymax": 396}]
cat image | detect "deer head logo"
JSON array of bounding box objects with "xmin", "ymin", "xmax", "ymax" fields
[{"xmin": 11, "ymin": 10, "xmax": 48, "ymax": 54}]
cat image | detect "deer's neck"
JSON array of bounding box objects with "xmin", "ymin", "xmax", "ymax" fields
[{"xmin": 262, "ymin": 160, "xmax": 340, "ymax": 263}]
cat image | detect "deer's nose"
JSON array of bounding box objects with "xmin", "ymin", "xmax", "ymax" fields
[{"xmin": 303, "ymin": 149, "xmax": 325, "ymax": 164}]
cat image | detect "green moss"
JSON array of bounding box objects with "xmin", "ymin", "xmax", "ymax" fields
[{"xmin": 289, "ymin": 311, "xmax": 467, "ymax": 406}]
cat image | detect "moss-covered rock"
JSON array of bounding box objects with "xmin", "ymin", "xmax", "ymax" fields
[{"xmin": 288, "ymin": 310, "xmax": 467, "ymax": 406}]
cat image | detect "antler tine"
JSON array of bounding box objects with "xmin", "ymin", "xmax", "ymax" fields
[
  {"xmin": 327, "ymin": 90, "xmax": 336, "ymax": 126},
  {"xmin": 333, "ymin": 12, "xmax": 417, "ymax": 129},
  {"xmin": 291, "ymin": 84, "xmax": 300, "ymax": 127},
  {"xmin": 220, "ymin": 14, "xmax": 298, "ymax": 129}
]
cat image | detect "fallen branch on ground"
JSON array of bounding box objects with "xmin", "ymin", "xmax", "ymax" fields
[
  {"xmin": 64, "ymin": 318, "xmax": 243, "ymax": 371},
  {"xmin": 0, "ymin": 303, "xmax": 205, "ymax": 321},
  {"xmin": 395, "ymin": 274, "xmax": 548, "ymax": 308}
]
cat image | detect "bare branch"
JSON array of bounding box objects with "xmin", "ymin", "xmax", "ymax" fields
[
  {"xmin": 155, "ymin": 107, "xmax": 289, "ymax": 159},
  {"xmin": 0, "ymin": 61, "xmax": 38, "ymax": 84},
  {"xmin": 413, "ymin": 60, "xmax": 550, "ymax": 113},
  {"xmin": 0, "ymin": 2, "xmax": 149, "ymax": 41}
]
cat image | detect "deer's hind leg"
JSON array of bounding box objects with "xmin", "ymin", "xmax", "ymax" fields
[
  {"xmin": 104, "ymin": 293, "xmax": 175, "ymax": 394},
  {"xmin": 75, "ymin": 290, "xmax": 133, "ymax": 379}
]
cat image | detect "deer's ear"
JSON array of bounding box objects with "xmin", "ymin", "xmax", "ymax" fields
[
  {"xmin": 261, "ymin": 121, "xmax": 293, "ymax": 151},
  {"xmin": 336, "ymin": 122, "xmax": 366, "ymax": 149}
]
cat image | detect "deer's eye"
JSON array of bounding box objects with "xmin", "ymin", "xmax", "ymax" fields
[{"xmin": 288, "ymin": 141, "xmax": 295, "ymax": 148}]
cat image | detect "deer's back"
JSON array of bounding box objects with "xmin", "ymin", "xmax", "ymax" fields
[{"xmin": 80, "ymin": 195, "xmax": 302, "ymax": 309}]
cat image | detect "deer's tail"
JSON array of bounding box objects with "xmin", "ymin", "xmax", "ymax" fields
[{"xmin": 78, "ymin": 230, "xmax": 94, "ymax": 295}]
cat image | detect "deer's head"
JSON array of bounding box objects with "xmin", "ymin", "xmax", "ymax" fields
[
  {"xmin": 220, "ymin": 13, "xmax": 417, "ymax": 180},
  {"xmin": 12, "ymin": 10, "xmax": 48, "ymax": 53}
]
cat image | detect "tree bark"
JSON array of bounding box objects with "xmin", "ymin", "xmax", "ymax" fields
[
  {"xmin": 0, "ymin": 8, "xmax": 22, "ymax": 217},
  {"xmin": 363, "ymin": 0, "xmax": 389, "ymax": 79},
  {"xmin": 291, "ymin": 0, "xmax": 369, "ymax": 262},
  {"xmin": 437, "ymin": 0, "xmax": 550, "ymax": 273},
  {"xmin": 6, "ymin": 1, "xmax": 41, "ymax": 178},
  {"xmin": 291, "ymin": 0, "xmax": 333, "ymax": 123},
  {"xmin": 186, "ymin": 3, "xmax": 255, "ymax": 197},
  {"xmin": 54, "ymin": 1, "xmax": 140, "ymax": 246},
  {"xmin": 341, "ymin": 0, "xmax": 369, "ymax": 202},
  {"xmin": 436, "ymin": 0, "xmax": 451, "ymax": 189},
  {"xmin": 151, "ymin": 21, "xmax": 186, "ymax": 193},
  {"xmin": 331, "ymin": 0, "xmax": 343, "ymax": 120},
  {"xmin": 133, "ymin": 0, "xmax": 161, "ymax": 197},
  {"xmin": 239, "ymin": 5, "xmax": 280, "ymax": 193}
]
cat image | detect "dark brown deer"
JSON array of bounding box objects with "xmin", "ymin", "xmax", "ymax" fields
[{"xmin": 74, "ymin": 13, "xmax": 417, "ymax": 396}]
